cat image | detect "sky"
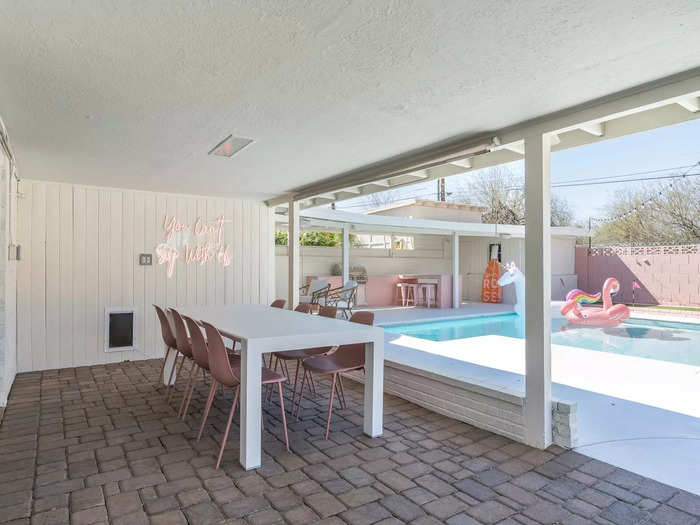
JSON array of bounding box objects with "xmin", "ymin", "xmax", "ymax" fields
[{"xmin": 334, "ymin": 118, "xmax": 700, "ymax": 224}]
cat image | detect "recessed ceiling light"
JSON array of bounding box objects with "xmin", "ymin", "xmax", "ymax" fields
[{"xmin": 208, "ymin": 135, "xmax": 254, "ymax": 157}]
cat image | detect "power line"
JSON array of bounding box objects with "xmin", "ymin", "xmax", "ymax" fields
[{"xmin": 336, "ymin": 166, "xmax": 700, "ymax": 210}]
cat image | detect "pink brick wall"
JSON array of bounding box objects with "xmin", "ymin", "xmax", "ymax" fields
[{"xmin": 575, "ymin": 245, "xmax": 700, "ymax": 306}]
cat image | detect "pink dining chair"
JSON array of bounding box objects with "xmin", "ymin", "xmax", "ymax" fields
[
  {"xmin": 167, "ymin": 308, "xmax": 198, "ymax": 404},
  {"xmin": 269, "ymin": 305, "xmax": 338, "ymax": 410},
  {"xmin": 197, "ymin": 321, "xmax": 290, "ymax": 469},
  {"xmin": 295, "ymin": 311, "xmax": 374, "ymax": 439},
  {"xmin": 270, "ymin": 299, "xmax": 286, "ymax": 308},
  {"xmin": 180, "ymin": 316, "xmax": 241, "ymax": 420},
  {"xmin": 153, "ymin": 305, "xmax": 177, "ymax": 390}
]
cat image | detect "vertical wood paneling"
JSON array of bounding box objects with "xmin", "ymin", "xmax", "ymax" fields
[
  {"xmin": 85, "ymin": 189, "xmax": 99, "ymax": 367},
  {"xmin": 73, "ymin": 187, "xmax": 86, "ymax": 366},
  {"xmin": 16, "ymin": 182, "xmax": 32, "ymax": 372},
  {"xmin": 45, "ymin": 185, "xmax": 60, "ymax": 370},
  {"xmin": 17, "ymin": 181, "xmax": 273, "ymax": 371}
]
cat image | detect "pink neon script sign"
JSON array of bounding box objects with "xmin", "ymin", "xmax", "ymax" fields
[{"xmin": 155, "ymin": 214, "xmax": 232, "ymax": 278}]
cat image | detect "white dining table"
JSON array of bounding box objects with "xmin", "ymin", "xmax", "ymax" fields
[{"xmin": 175, "ymin": 304, "xmax": 384, "ymax": 470}]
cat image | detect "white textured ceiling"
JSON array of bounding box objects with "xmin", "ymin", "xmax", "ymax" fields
[{"xmin": 1, "ymin": 1, "xmax": 699, "ymax": 200}]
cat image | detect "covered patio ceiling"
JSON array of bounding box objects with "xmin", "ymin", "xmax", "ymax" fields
[{"xmin": 1, "ymin": 2, "xmax": 699, "ymax": 201}]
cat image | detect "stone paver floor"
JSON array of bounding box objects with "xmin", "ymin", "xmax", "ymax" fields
[{"xmin": 1, "ymin": 359, "xmax": 698, "ymax": 525}]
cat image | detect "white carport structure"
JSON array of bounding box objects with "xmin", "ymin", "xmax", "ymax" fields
[
  {"xmin": 275, "ymin": 205, "xmax": 587, "ymax": 309},
  {"xmin": 271, "ymin": 72, "xmax": 700, "ymax": 449}
]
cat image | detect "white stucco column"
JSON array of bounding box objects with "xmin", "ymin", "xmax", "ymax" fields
[
  {"xmin": 523, "ymin": 130, "xmax": 552, "ymax": 449},
  {"xmin": 342, "ymin": 225, "xmax": 350, "ymax": 284},
  {"xmin": 288, "ymin": 200, "xmax": 300, "ymax": 310},
  {"xmin": 452, "ymin": 232, "xmax": 460, "ymax": 309}
]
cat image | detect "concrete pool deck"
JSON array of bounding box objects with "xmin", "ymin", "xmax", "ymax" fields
[{"xmin": 360, "ymin": 303, "xmax": 700, "ymax": 495}]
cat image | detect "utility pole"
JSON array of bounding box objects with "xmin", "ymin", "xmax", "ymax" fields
[{"xmin": 437, "ymin": 178, "xmax": 446, "ymax": 201}]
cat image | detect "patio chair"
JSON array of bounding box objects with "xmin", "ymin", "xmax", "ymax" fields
[
  {"xmin": 180, "ymin": 316, "xmax": 241, "ymax": 420},
  {"xmin": 198, "ymin": 320, "xmax": 289, "ymax": 468},
  {"xmin": 294, "ymin": 311, "xmax": 374, "ymax": 439},
  {"xmin": 269, "ymin": 305, "xmax": 338, "ymax": 410},
  {"xmin": 325, "ymin": 280, "xmax": 358, "ymax": 318},
  {"xmin": 167, "ymin": 308, "xmax": 198, "ymax": 405},
  {"xmin": 299, "ymin": 279, "xmax": 330, "ymax": 305},
  {"xmin": 154, "ymin": 305, "xmax": 177, "ymax": 391},
  {"xmin": 270, "ymin": 299, "xmax": 286, "ymax": 308}
]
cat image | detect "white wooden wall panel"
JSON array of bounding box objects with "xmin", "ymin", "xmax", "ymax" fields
[{"xmin": 17, "ymin": 180, "xmax": 274, "ymax": 372}]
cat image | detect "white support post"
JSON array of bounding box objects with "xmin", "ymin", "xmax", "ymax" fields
[
  {"xmin": 523, "ymin": 129, "xmax": 552, "ymax": 449},
  {"xmin": 288, "ymin": 199, "xmax": 300, "ymax": 310},
  {"xmin": 342, "ymin": 225, "xmax": 350, "ymax": 284},
  {"xmin": 452, "ymin": 232, "xmax": 460, "ymax": 309}
]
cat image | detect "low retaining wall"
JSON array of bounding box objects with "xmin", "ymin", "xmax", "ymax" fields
[{"xmin": 346, "ymin": 361, "xmax": 578, "ymax": 448}]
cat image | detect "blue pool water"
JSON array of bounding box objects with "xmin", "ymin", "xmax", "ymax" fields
[{"xmin": 383, "ymin": 314, "xmax": 700, "ymax": 367}]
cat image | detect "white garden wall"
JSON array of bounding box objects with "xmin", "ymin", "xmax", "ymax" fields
[{"xmin": 16, "ymin": 180, "xmax": 274, "ymax": 372}]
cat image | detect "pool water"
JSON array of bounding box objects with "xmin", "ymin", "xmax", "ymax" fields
[{"xmin": 382, "ymin": 314, "xmax": 700, "ymax": 367}]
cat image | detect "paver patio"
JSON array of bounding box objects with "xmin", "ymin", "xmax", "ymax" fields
[{"xmin": 1, "ymin": 360, "xmax": 698, "ymax": 525}]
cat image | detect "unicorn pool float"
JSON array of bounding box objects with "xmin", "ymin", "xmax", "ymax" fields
[
  {"xmin": 560, "ymin": 278, "xmax": 630, "ymax": 326},
  {"xmin": 497, "ymin": 262, "xmax": 525, "ymax": 317}
]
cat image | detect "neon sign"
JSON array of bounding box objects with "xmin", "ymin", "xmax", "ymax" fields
[{"xmin": 155, "ymin": 214, "xmax": 232, "ymax": 278}]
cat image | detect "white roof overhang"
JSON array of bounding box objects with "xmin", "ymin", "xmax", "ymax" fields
[{"xmin": 275, "ymin": 207, "xmax": 588, "ymax": 239}]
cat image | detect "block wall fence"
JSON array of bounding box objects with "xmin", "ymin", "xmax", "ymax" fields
[{"xmin": 574, "ymin": 244, "xmax": 700, "ymax": 306}]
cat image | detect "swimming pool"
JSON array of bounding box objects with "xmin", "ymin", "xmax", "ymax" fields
[{"xmin": 382, "ymin": 314, "xmax": 700, "ymax": 367}]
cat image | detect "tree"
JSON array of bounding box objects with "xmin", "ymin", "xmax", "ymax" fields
[
  {"xmin": 275, "ymin": 231, "xmax": 343, "ymax": 246},
  {"xmin": 593, "ymin": 177, "xmax": 700, "ymax": 244},
  {"xmin": 453, "ymin": 166, "xmax": 574, "ymax": 226}
]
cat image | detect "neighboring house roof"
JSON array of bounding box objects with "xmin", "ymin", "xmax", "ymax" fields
[{"xmin": 365, "ymin": 199, "xmax": 487, "ymax": 215}]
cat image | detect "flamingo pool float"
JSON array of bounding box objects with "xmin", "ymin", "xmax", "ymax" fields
[{"xmin": 560, "ymin": 277, "xmax": 630, "ymax": 326}]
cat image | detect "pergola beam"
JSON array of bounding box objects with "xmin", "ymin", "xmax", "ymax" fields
[
  {"xmin": 677, "ymin": 95, "xmax": 699, "ymax": 112},
  {"xmin": 579, "ymin": 122, "xmax": 605, "ymax": 137}
]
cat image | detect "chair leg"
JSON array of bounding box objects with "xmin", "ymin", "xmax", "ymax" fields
[
  {"xmin": 337, "ymin": 374, "xmax": 347, "ymax": 409},
  {"xmin": 325, "ymin": 373, "xmax": 338, "ymax": 439},
  {"xmin": 169, "ymin": 355, "xmax": 187, "ymax": 402},
  {"xmin": 216, "ymin": 386, "xmax": 240, "ymax": 469},
  {"xmin": 158, "ymin": 345, "xmax": 172, "ymax": 387},
  {"xmin": 181, "ymin": 367, "xmax": 201, "ymax": 420},
  {"xmin": 277, "ymin": 383, "xmax": 290, "ymax": 451},
  {"xmin": 295, "ymin": 369, "xmax": 308, "ymax": 421},
  {"xmin": 166, "ymin": 353, "xmax": 180, "ymax": 398},
  {"xmin": 290, "ymin": 359, "xmax": 301, "ymax": 413},
  {"xmin": 309, "ymin": 371, "xmax": 317, "ymax": 394},
  {"xmin": 179, "ymin": 363, "xmax": 198, "ymax": 417},
  {"xmin": 197, "ymin": 380, "xmax": 218, "ymax": 442}
]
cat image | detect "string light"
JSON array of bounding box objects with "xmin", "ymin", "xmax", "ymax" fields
[{"xmin": 591, "ymin": 161, "xmax": 700, "ymax": 225}]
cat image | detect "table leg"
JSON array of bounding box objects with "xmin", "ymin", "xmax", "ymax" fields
[
  {"xmin": 239, "ymin": 340, "xmax": 262, "ymax": 470},
  {"xmin": 363, "ymin": 338, "xmax": 384, "ymax": 437}
]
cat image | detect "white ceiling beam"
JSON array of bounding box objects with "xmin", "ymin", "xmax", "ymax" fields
[
  {"xmin": 449, "ymin": 158, "xmax": 472, "ymax": 169},
  {"xmin": 367, "ymin": 179, "xmax": 391, "ymax": 187},
  {"xmin": 502, "ymin": 141, "xmax": 525, "ymax": 155},
  {"xmin": 676, "ymin": 96, "xmax": 699, "ymax": 112},
  {"xmin": 578, "ymin": 122, "xmax": 605, "ymax": 137}
]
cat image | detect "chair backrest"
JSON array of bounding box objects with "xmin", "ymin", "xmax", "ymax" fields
[
  {"xmin": 168, "ymin": 308, "xmax": 193, "ymax": 357},
  {"xmin": 270, "ymin": 299, "xmax": 286, "ymax": 308},
  {"xmin": 294, "ymin": 303, "xmax": 312, "ymax": 314},
  {"xmin": 309, "ymin": 280, "xmax": 328, "ymax": 293},
  {"xmin": 335, "ymin": 311, "xmax": 374, "ymax": 364},
  {"xmin": 318, "ymin": 305, "xmax": 337, "ymax": 318},
  {"xmin": 154, "ymin": 305, "xmax": 176, "ymax": 348},
  {"xmin": 201, "ymin": 321, "xmax": 239, "ymax": 387},
  {"xmin": 341, "ymin": 280, "xmax": 358, "ymax": 301},
  {"xmin": 183, "ymin": 316, "xmax": 209, "ymax": 369}
]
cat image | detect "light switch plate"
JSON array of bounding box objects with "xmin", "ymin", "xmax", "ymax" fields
[{"xmin": 139, "ymin": 253, "xmax": 152, "ymax": 265}]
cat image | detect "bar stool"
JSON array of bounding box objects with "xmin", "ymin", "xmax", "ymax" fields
[
  {"xmin": 396, "ymin": 282, "xmax": 417, "ymax": 306},
  {"xmin": 419, "ymin": 283, "xmax": 437, "ymax": 308}
]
